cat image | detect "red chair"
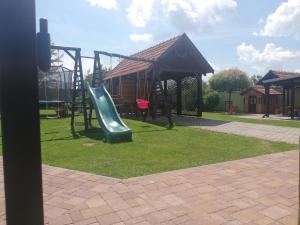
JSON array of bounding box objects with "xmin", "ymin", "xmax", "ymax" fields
[
  {"xmin": 228, "ymin": 105, "xmax": 236, "ymax": 114},
  {"xmin": 136, "ymin": 99, "xmax": 149, "ymax": 121},
  {"xmin": 137, "ymin": 99, "xmax": 149, "ymax": 110}
]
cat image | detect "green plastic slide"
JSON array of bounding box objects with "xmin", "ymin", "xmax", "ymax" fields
[{"xmin": 87, "ymin": 83, "xmax": 132, "ymax": 143}]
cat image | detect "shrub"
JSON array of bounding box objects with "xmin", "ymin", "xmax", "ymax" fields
[{"xmin": 204, "ymin": 91, "xmax": 220, "ymax": 111}]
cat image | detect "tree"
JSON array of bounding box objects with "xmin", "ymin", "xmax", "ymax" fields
[
  {"xmin": 250, "ymin": 74, "xmax": 263, "ymax": 86},
  {"xmin": 84, "ymin": 65, "xmax": 111, "ymax": 85},
  {"xmin": 209, "ymin": 68, "xmax": 251, "ymax": 107},
  {"xmin": 204, "ymin": 90, "xmax": 220, "ymax": 111}
]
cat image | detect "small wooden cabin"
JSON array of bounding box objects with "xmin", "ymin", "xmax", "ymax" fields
[
  {"xmin": 241, "ymin": 86, "xmax": 281, "ymax": 114},
  {"xmin": 104, "ymin": 33, "xmax": 214, "ymax": 116}
]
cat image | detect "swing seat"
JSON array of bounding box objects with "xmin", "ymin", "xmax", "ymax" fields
[{"xmin": 137, "ymin": 99, "xmax": 149, "ymax": 110}]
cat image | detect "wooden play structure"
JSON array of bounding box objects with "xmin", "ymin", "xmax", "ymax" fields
[{"xmin": 102, "ymin": 33, "xmax": 214, "ymax": 120}]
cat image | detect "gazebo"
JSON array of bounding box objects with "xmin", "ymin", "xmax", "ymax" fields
[
  {"xmin": 260, "ymin": 70, "xmax": 300, "ymax": 119},
  {"xmin": 104, "ymin": 33, "xmax": 214, "ymax": 117}
]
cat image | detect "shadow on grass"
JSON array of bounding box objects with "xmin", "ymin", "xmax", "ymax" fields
[
  {"xmin": 123, "ymin": 115, "xmax": 171, "ymax": 129},
  {"xmin": 77, "ymin": 127, "xmax": 105, "ymax": 141}
]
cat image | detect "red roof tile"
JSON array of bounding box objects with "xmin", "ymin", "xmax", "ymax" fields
[
  {"xmin": 105, "ymin": 35, "xmax": 181, "ymax": 79},
  {"xmin": 241, "ymin": 86, "xmax": 281, "ymax": 95},
  {"xmin": 270, "ymin": 70, "xmax": 300, "ymax": 78}
]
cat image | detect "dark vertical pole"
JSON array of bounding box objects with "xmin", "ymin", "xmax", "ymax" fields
[
  {"xmin": 287, "ymin": 87, "xmax": 290, "ymax": 108},
  {"xmin": 77, "ymin": 50, "xmax": 88, "ymax": 131},
  {"xmin": 164, "ymin": 80, "xmax": 168, "ymax": 97},
  {"xmin": 197, "ymin": 74, "xmax": 203, "ymax": 117},
  {"xmin": 291, "ymin": 84, "xmax": 295, "ymax": 119},
  {"xmin": 111, "ymin": 79, "xmax": 113, "ymax": 95},
  {"xmin": 265, "ymin": 85, "xmax": 270, "ymax": 117},
  {"xmin": 176, "ymin": 79, "xmax": 182, "ymax": 115},
  {"xmin": 0, "ymin": 1, "xmax": 44, "ymax": 225},
  {"xmin": 282, "ymin": 87, "xmax": 286, "ymax": 115},
  {"xmin": 135, "ymin": 72, "xmax": 139, "ymax": 117},
  {"xmin": 151, "ymin": 69, "xmax": 157, "ymax": 120},
  {"xmin": 136, "ymin": 72, "xmax": 140, "ymax": 100},
  {"xmin": 119, "ymin": 76, "xmax": 122, "ymax": 97}
]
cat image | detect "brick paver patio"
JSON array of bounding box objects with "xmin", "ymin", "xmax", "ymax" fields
[
  {"xmin": 0, "ymin": 151, "xmax": 298, "ymax": 225},
  {"xmin": 159, "ymin": 116, "xmax": 299, "ymax": 144}
]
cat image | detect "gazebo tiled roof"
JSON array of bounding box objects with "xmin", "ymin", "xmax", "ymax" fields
[
  {"xmin": 105, "ymin": 33, "xmax": 214, "ymax": 80},
  {"xmin": 269, "ymin": 70, "xmax": 300, "ymax": 78},
  {"xmin": 105, "ymin": 36, "xmax": 180, "ymax": 79}
]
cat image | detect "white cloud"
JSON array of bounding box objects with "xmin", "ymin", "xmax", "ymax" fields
[
  {"xmin": 256, "ymin": 0, "xmax": 300, "ymax": 40},
  {"xmin": 129, "ymin": 33, "xmax": 154, "ymax": 42},
  {"xmin": 86, "ymin": 0, "xmax": 117, "ymax": 10},
  {"xmin": 127, "ymin": 0, "xmax": 155, "ymax": 27},
  {"xmin": 127, "ymin": 0, "xmax": 237, "ymax": 33},
  {"xmin": 237, "ymin": 42, "xmax": 300, "ymax": 72}
]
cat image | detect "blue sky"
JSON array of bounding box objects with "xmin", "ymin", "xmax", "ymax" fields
[{"xmin": 36, "ymin": 0, "xmax": 300, "ymax": 79}]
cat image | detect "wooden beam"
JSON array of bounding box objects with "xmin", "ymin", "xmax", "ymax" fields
[
  {"xmin": 287, "ymin": 87, "xmax": 290, "ymax": 107},
  {"xmin": 282, "ymin": 87, "xmax": 286, "ymax": 115},
  {"xmin": 119, "ymin": 76, "xmax": 122, "ymax": 96},
  {"xmin": 176, "ymin": 79, "xmax": 182, "ymax": 115},
  {"xmin": 291, "ymin": 84, "xmax": 295, "ymax": 119},
  {"xmin": 51, "ymin": 45, "xmax": 80, "ymax": 51},
  {"xmin": 94, "ymin": 50, "xmax": 156, "ymax": 63},
  {"xmin": 264, "ymin": 85, "xmax": 270, "ymax": 117},
  {"xmin": 135, "ymin": 72, "xmax": 139, "ymax": 100},
  {"xmin": 197, "ymin": 74, "xmax": 203, "ymax": 117},
  {"xmin": 164, "ymin": 80, "xmax": 168, "ymax": 98},
  {"xmin": 0, "ymin": 1, "xmax": 44, "ymax": 224}
]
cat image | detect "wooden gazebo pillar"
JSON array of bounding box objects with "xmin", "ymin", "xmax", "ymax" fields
[
  {"xmin": 282, "ymin": 87, "xmax": 286, "ymax": 115},
  {"xmin": 0, "ymin": 1, "xmax": 45, "ymax": 224},
  {"xmin": 291, "ymin": 84, "xmax": 295, "ymax": 119},
  {"xmin": 197, "ymin": 74, "xmax": 203, "ymax": 117},
  {"xmin": 135, "ymin": 72, "xmax": 139, "ymax": 100},
  {"xmin": 119, "ymin": 76, "xmax": 122, "ymax": 96},
  {"xmin": 264, "ymin": 85, "xmax": 270, "ymax": 117},
  {"xmin": 164, "ymin": 80, "xmax": 168, "ymax": 97},
  {"xmin": 134, "ymin": 72, "xmax": 139, "ymax": 116},
  {"xmin": 287, "ymin": 87, "xmax": 290, "ymax": 109},
  {"xmin": 110, "ymin": 78, "xmax": 113, "ymax": 95},
  {"xmin": 176, "ymin": 79, "xmax": 182, "ymax": 115}
]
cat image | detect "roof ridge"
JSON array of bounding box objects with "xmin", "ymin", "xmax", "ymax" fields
[
  {"xmin": 270, "ymin": 69, "xmax": 300, "ymax": 74},
  {"xmin": 131, "ymin": 34, "xmax": 183, "ymax": 58}
]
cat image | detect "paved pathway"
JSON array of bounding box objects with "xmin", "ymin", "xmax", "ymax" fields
[
  {"xmin": 0, "ymin": 151, "xmax": 298, "ymax": 225},
  {"xmin": 159, "ymin": 116, "xmax": 299, "ymax": 144}
]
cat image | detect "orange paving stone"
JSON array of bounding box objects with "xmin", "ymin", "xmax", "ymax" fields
[{"xmin": 0, "ymin": 150, "xmax": 298, "ymax": 224}]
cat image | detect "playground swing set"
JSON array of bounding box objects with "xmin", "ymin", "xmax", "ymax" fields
[{"xmin": 42, "ymin": 42, "xmax": 173, "ymax": 143}]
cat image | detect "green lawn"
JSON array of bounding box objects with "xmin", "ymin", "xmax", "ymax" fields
[
  {"xmin": 203, "ymin": 112, "xmax": 300, "ymax": 128},
  {"xmin": 0, "ymin": 112, "xmax": 296, "ymax": 178}
]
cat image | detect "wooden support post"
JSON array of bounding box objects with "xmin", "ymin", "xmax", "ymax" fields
[
  {"xmin": 282, "ymin": 87, "xmax": 286, "ymax": 115},
  {"xmin": 0, "ymin": 1, "xmax": 45, "ymax": 224},
  {"xmin": 197, "ymin": 74, "xmax": 203, "ymax": 117},
  {"xmin": 176, "ymin": 79, "xmax": 182, "ymax": 115},
  {"xmin": 264, "ymin": 85, "xmax": 270, "ymax": 117},
  {"xmin": 119, "ymin": 76, "xmax": 122, "ymax": 98},
  {"xmin": 136, "ymin": 72, "xmax": 140, "ymax": 100},
  {"xmin": 135, "ymin": 72, "xmax": 139, "ymax": 117},
  {"xmin": 287, "ymin": 87, "xmax": 290, "ymax": 108},
  {"xmin": 291, "ymin": 84, "xmax": 295, "ymax": 119},
  {"xmin": 110, "ymin": 79, "xmax": 113, "ymax": 94},
  {"xmin": 164, "ymin": 80, "xmax": 168, "ymax": 97}
]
